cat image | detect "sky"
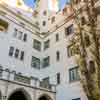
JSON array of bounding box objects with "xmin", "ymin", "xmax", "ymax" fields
[{"xmin": 23, "ymin": 0, "xmax": 68, "ymax": 10}]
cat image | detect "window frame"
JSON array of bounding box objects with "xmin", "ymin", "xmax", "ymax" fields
[
  {"xmin": 20, "ymin": 51, "xmax": 24, "ymax": 61},
  {"xmin": 67, "ymin": 44, "xmax": 74, "ymax": 57},
  {"xmin": 9, "ymin": 46, "xmax": 14, "ymax": 57},
  {"xmin": 57, "ymin": 73, "xmax": 60, "ymax": 84},
  {"xmin": 14, "ymin": 49, "xmax": 19, "ymax": 59},
  {"xmin": 33, "ymin": 39, "xmax": 41, "ymax": 51},
  {"xmin": 42, "ymin": 56, "xmax": 50, "ymax": 68},
  {"xmin": 69, "ymin": 66, "xmax": 80, "ymax": 82},
  {"xmin": 56, "ymin": 51, "xmax": 60, "ymax": 61},
  {"xmin": 43, "ymin": 21, "xmax": 46, "ymax": 26},
  {"xmin": 51, "ymin": 16, "xmax": 55, "ymax": 24},
  {"xmin": 56, "ymin": 33, "xmax": 59, "ymax": 42},
  {"xmin": 44, "ymin": 39, "xmax": 50, "ymax": 50},
  {"xmin": 31, "ymin": 56, "xmax": 40, "ymax": 69},
  {"xmin": 65, "ymin": 24, "xmax": 74, "ymax": 36},
  {"xmin": 23, "ymin": 33, "xmax": 27, "ymax": 42}
]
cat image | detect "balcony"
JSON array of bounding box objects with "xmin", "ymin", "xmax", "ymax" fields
[
  {"xmin": 40, "ymin": 81, "xmax": 52, "ymax": 90},
  {"xmin": 14, "ymin": 74, "xmax": 31, "ymax": 84},
  {"xmin": 0, "ymin": 67, "xmax": 56, "ymax": 92}
]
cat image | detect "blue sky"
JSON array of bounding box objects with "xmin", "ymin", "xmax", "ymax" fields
[
  {"xmin": 23, "ymin": 0, "xmax": 68, "ymax": 9},
  {"xmin": 59, "ymin": 0, "xmax": 67, "ymax": 9},
  {"xmin": 23, "ymin": 0, "xmax": 35, "ymax": 7}
]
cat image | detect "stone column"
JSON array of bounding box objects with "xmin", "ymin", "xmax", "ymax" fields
[
  {"xmin": 9, "ymin": 71, "xmax": 16, "ymax": 81},
  {"xmin": 2, "ymin": 69, "xmax": 10, "ymax": 80}
]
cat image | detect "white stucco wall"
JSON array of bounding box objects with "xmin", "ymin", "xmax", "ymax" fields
[{"xmin": 0, "ymin": 2, "xmax": 89, "ymax": 100}]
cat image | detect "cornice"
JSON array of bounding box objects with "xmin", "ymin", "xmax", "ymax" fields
[{"xmin": 0, "ymin": 3, "xmax": 74, "ymax": 39}]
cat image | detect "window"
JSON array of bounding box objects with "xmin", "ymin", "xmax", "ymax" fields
[
  {"xmin": 40, "ymin": 77, "xmax": 50, "ymax": 89},
  {"xmin": 67, "ymin": 45, "xmax": 74, "ymax": 57},
  {"xmin": 14, "ymin": 49, "xmax": 19, "ymax": 58},
  {"xmin": 43, "ymin": 77, "xmax": 49, "ymax": 83},
  {"xmin": 84, "ymin": 35, "xmax": 90, "ymax": 47},
  {"xmin": 33, "ymin": 39, "xmax": 41, "ymax": 51},
  {"xmin": 0, "ymin": 19, "xmax": 8, "ymax": 31},
  {"xmin": 51, "ymin": 16, "xmax": 55, "ymax": 23},
  {"xmin": 44, "ymin": 40, "xmax": 50, "ymax": 50},
  {"xmin": 72, "ymin": 98, "xmax": 81, "ymax": 100},
  {"xmin": 56, "ymin": 51, "xmax": 60, "ymax": 61},
  {"xmin": 0, "ymin": 66, "xmax": 2, "ymax": 77},
  {"xmin": 65, "ymin": 24, "xmax": 74, "ymax": 36},
  {"xmin": 9, "ymin": 46, "xmax": 14, "ymax": 56},
  {"xmin": 81, "ymin": 16, "xmax": 86, "ymax": 25},
  {"xmin": 69, "ymin": 67, "xmax": 79, "ymax": 82},
  {"xmin": 18, "ymin": 31, "xmax": 23, "ymax": 40},
  {"xmin": 67, "ymin": 44, "xmax": 80, "ymax": 57},
  {"xmin": 33, "ymin": 10, "xmax": 38, "ymax": 17},
  {"xmin": 62, "ymin": 8, "xmax": 67, "ymax": 15},
  {"xmin": 89, "ymin": 61, "xmax": 95, "ymax": 73},
  {"xmin": 13, "ymin": 28, "xmax": 18, "ymax": 37},
  {"xmin": 31, "ymin": 56, "xmax": 40, "ymax": 69},
  {"xmin": 43, "ymin": 56, "xmax": 50, "ymax": 68},
  {"xmin": 57, "ymin": 73, "xmax": 60, "ymax": 84},
  {"xmin": 23, "ymin": 34, "xmax": 27, "ymax": 42},
  {"xmin": 20, "ymin": 51, "xmax": 24, "ymax": 61},
  {"xmin": 43, "ymin": 21, "xmax": 46, "ymax": 26},
  {"xmin": 43, "ymin": 10, "xmax": 47, "ymax": 16},
  {"xmin": 13, "ymin": 28, "xmax": 27, "ymax": 42},
  {"xmin": 56, "ymin": 34, "xmax": 59, "ymax": 42},
  {"xmin": 9, "ymin": 47, "xmax": 25, "ymax": 61}
]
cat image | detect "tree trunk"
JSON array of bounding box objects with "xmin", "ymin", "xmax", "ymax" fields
[
  {"xmin": 71, "ymin": 0, "xmax": 100, "ymax": 100},
  {"xmin": 77, "ymin": 23, "xmax": 95, "ymax": 100}
]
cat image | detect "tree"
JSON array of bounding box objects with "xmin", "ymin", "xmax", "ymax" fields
[{"xmin": 70, "ymin": 0, "xmax": 100, "ymax": 100}]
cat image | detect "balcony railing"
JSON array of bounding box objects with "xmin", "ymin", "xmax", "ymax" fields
[
  {"xmin": 40, "ymin": 81, "xmax": 51, "ymax": 90},
  {"xmin": 0, "ymin": 67, "xmax": 56, "ymax": 92},
  {"xmin": 14, "ymin": 74, "xmax": 31, "ymax": 84}
]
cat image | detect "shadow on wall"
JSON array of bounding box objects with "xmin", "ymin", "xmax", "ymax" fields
[
  {"xmin": 7, "ymin": 88, "xmax": 31, "ymax": 100},
  {"xmin": 38, "ymin": 94, "xmax": 53, "ymax": 100}
]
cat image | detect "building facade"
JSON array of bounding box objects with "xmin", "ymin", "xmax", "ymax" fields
[{"xmin": 0, "ymin": 0, "xmax": 99, "ymax": 100}]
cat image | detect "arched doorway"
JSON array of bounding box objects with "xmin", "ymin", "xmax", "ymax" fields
[
  {"xmin": 8, "ymin": 89, "xmax": 31, "ymax": 100},
  {"xmin": 38, "ymin": 95, "xmax": 52, "ymax": 100}
]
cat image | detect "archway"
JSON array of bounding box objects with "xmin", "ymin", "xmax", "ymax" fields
[
  {"xmin": 38, "ymin": 94, "xmax": 52, "ymax": 100},
  {"xmin": 8, "ymin": 89, "xmax": 31, "ymax": 100}
]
